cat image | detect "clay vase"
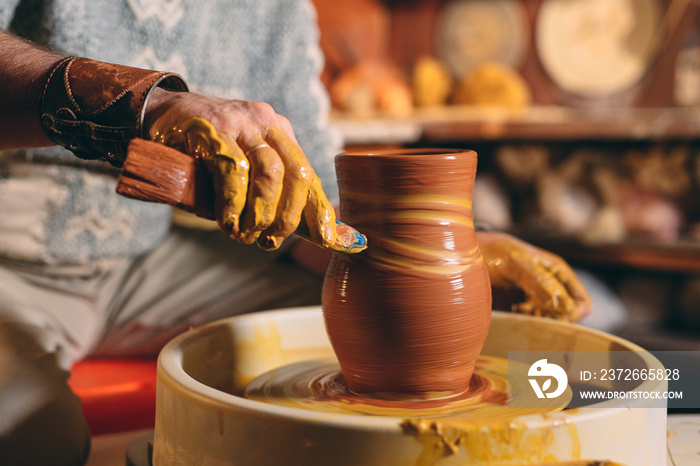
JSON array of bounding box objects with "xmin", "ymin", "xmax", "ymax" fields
[{"xmin": 322, "ymin": 148, "xmax": 492, "ymax": 399}]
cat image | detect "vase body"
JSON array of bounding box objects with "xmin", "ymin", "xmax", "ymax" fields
[{"xmin": 322, "ymin": 148, "xmax": 491, "ymax": 398}]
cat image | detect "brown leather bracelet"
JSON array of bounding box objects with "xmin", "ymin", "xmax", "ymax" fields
[{"xmin": 39, "ymin": 56, "xmax": 188, "ymax": 167}]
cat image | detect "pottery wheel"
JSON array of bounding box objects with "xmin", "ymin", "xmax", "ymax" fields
[{"xmin": 244, "ymin": 355, "xmax": 570, "ymax": 421}]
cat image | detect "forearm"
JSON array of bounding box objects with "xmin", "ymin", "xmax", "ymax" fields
[{"xmin": 0, "ymin": 30, "xmax": 64, "ymax": 150}]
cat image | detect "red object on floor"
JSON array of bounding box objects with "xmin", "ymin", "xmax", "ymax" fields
[{"xmin": 68, "ymin": 359, "xmax": 158, "ymax": 436}]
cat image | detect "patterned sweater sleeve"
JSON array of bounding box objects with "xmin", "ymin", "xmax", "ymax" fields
[{"xmin": 0, "ymin": 0, "xmax": 21, "ymax": 29}]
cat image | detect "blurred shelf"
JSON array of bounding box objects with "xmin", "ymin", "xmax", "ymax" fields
[
  {"xmin": 518, "ymin": 234, "xmax": 700, "ymax": 274},
  {"xmin": 332, "ymin": 106, "xmax": 700, "ymax": 275},
  {"xmin": 332, "ymin": 106, "xmax": 700, "ymax": 145}
]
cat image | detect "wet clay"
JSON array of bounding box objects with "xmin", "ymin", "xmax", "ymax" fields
[
  {"xmin": 245, "ymin": 355, "xmax": 574, "ymax": 464},
  {"xmin": 244, "ymin": 355, "xmax": 569, "ymax": 420},
  {"xmin": 322, "ymin": 149, "xmax": 492, "ymax": 398}
]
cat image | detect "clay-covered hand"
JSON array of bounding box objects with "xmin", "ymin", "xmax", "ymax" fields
[
  {"xmin": 144, "ymin": 90, "xmax": 364, "ymax": 252},
  {"xmin": 477, "ymin": 231, "xmax": 592, "ymax": 321}
]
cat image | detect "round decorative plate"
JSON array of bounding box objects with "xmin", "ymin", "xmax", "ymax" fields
[
  {"xmin": 536, "ymin": 0, "xmax": 662, "ymax": 97},
  {"xmin": 435, "ymin": 0, "xmax": 530, "ymax": 79}
]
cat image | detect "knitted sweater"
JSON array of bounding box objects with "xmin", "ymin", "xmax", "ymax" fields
[{"xmin": 0, "ymin": 0, "xmax": 340, "ymax": 263}]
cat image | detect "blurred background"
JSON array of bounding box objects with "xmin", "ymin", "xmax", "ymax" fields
[{"xmin": 312, "ymin": 0, "xmax": 700, "ymax": 350}]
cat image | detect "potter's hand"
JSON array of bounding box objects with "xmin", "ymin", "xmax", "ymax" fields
[
  {"xmin": 477, "ymin": 231, "xmax": 591, "ymax": 321},
  {"xmin": 144, "ymin": 90, "xmax": 366, "ymax": 252}
]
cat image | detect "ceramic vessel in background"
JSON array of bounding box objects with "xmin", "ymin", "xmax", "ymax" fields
[{"xmin": 322, "ymin": 148, "xmax": 491, "ymax": 398}]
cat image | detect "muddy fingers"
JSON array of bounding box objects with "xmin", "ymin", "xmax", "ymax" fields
[
  {"xmin": 257, "ymin": 127, "xmax": 313, "ymax": 250},
  {"xmin": 236, "ymin": 141, "xmax": 284, "ymax": 244}
]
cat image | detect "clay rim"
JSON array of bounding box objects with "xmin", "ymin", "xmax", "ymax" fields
[{"xmin": 337, "ymin": 148, "xmax": 475, "ymax": 158}]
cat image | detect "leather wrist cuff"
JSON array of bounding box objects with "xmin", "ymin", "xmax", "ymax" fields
[{"xmin": 39, "ymin": 56, "xmax": 188, "ymax": 167}]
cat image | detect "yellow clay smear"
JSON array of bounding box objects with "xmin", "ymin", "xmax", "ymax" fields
[
  {"xmin": 341, "ymin": 191, "xmax": 481, "ymax": 276},
  {"xmin": 152, "ymin": 117, "xmax": 249, "ymax": 234},
  {"xmin": 481, "ymin": 237, "xmax": 588, "ymax": 320},
  {"xmin": 245, "ymin": 355, "xmax": 569, "ymax": 419},
  {"xmin": 264, "ymin": 127, "xmax": 341, "ymax": 250},
  {"xmin": 340, "ymin": 191, "xmax": 473, "ymax": 212},
  {"xmin": 244, "ymin": 355, "xmax": 585, "ymax": 464},
  {"xmin": 261, "ymin": 127, "xmax": 312, "ymax": 248}
]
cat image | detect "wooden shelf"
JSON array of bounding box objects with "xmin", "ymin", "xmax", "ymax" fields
[
  {"xmin": 332, "ymin": 106, "xmax": 700, "ymax": 145},
  {"xmin": 332, "ymin": 106, "xmax": 700, "ymax": 275},
  {"xmin": 517, "ymin": 234, "xmax": 700, "ymax": 274}
]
